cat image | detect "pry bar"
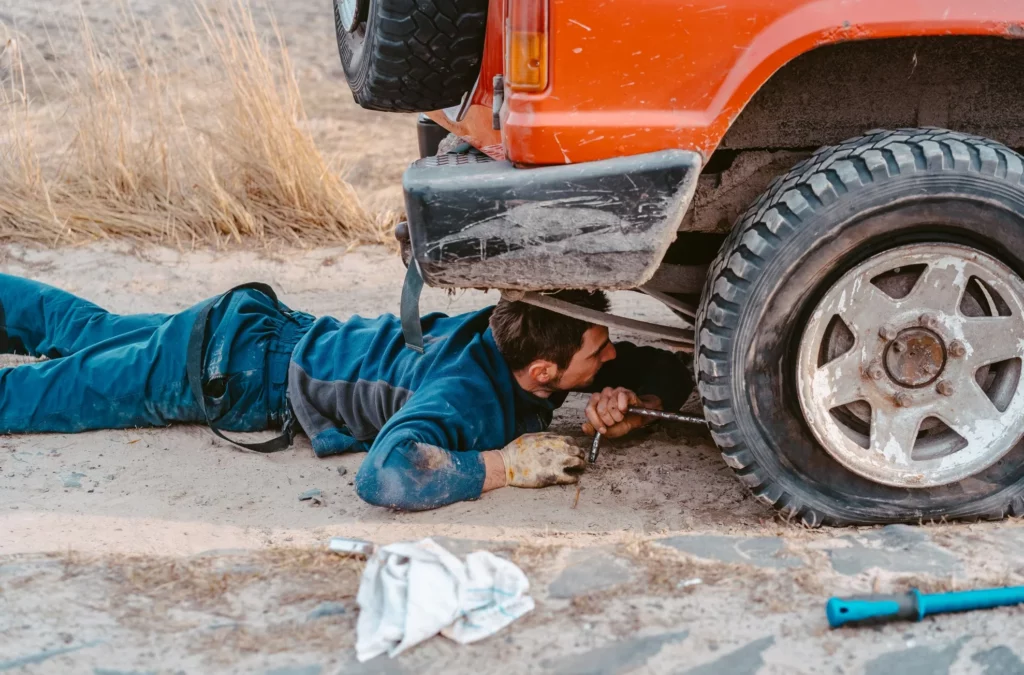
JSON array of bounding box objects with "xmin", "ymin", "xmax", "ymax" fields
[{"xmin": 588, "ymin": 407, "xmax": 708, "ymax": 463}]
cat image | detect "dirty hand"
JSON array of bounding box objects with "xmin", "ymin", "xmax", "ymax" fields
[
  {"xmin": 498, "ymin": 433, "xmax": 587, "ymax": 488},
  {"xmin": 582, "ymin": 388, "xmax": 660, "ymax": 439}
]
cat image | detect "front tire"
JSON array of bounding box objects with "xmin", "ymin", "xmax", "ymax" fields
[{"xmin": 696, "ymin": 128, "xmax": 1024, "ymax": 526}]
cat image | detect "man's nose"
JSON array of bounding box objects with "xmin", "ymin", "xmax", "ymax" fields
[{"xmin": 602, "ymin": 343, "xmax": 617, "ymax": 362}]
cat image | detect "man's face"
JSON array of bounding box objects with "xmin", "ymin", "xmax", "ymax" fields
[{"xmin": 553, "ymin": 325, "xmax": 617, "ymax": 391}]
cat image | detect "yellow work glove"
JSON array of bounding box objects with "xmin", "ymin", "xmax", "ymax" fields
[{"xmin": 498, "ymin": 433, "xmax": 587, "ymax": 488}]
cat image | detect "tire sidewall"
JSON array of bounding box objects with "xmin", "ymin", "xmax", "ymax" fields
[
  {"xmin": 337, "ymin": 0, "xmax": 376, "ymax": 97},
  {"xmin": 730, "ymin": 172, "xmax": 1024, "ymax": 524}
]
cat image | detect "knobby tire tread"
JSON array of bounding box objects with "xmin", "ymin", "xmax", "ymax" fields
[{"xmin": 695, "ymin": 128, "xmax": 1024, "ymax": 526}]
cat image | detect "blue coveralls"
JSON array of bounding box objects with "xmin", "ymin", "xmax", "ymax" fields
[
  {"xmin": 0, "ymin": 274, "xmax": 690, "ymax": 510},
  {"xmin": 0, "ymin": 274, "xmax": 311, "ymax": 436}
]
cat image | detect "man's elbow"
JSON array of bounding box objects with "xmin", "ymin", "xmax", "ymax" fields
[{"xmin": 355, "ymin": 463, "xmax": 431, "ymax": 511}]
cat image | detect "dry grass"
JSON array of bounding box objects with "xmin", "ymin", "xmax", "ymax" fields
[
  {"xmin": 94, "ymin": 548, "xmax": 363, "ymax": 607},
  {"xmin": 49, "ymin": 548, "xmax": 364, "ymax": 660},
  {"xmin": 0, "ymin": 1, "xmax": 394, "ymax": 248}
]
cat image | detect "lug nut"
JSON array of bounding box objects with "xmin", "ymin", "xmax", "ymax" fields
[
  {"xmin": 895, "ymin": 393, "xmax": 913, "ymax": 407},
  {"xmin": 879, "ymin": 325, "xmax": 898, "ymax": 341},
  {"xmin": 949, "ymin": 340, "xmax": 967, "ymax": 358},
  {"xmin": 920, "ymin": 313, "xmax": 938, "ymax": 329},
  {"xmin": 936, "ymin": 381, "xmax": 954, "ymax": 397},
  {"xmin": 868, "ymin": 365, "xmax": 885, "ymax": 381}
]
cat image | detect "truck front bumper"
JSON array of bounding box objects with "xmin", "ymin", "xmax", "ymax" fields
[{"xmin": 402, "ymin": 149, "xmax": 701, "ymax": 290}]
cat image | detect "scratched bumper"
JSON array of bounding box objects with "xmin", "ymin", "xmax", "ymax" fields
[{"xmin": 402, "ymin": 149, "xmax": 702, "ymax": 290}]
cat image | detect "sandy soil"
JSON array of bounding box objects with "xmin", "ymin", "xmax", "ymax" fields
[
  {"xmin": 0, "ymin": 241, "xmax": 752, "ymax": 555},
  {"xmin": 4, "ymin": 244, "xmax": 1024, "ymax": 675}
]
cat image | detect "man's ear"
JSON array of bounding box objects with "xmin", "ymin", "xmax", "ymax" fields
[{"xmin": 527, "ymin": 359, "xmax": 558, "ymax": 384}]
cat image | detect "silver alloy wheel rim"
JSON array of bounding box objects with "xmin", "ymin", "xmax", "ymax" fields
[
  {"xmin": 796, "ymin": 243, "xmax": 1024, "ymax": 488},
  {"xmin": 338, "ymin": 0, "xmax": 366, "ymax": 33}
]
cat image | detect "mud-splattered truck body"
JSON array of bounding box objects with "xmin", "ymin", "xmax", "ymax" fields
[{"xmin": 336, "ymin": 0, "xmax": 1024, "ymax": 526}]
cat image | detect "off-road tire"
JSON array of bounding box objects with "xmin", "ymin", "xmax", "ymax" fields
[
  {"xmin": 335, "ymin": 0, "xmax": 488, "ymax": 112},
  {"xmin": 696, "ymin": 128, "xmax": 1024, "ymax": 526}
]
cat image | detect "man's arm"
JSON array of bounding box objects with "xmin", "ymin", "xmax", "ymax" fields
[
  {"xmin": 354, "ymin": 380, "xmax": 583, "ymax": 511},
  {"xmin": 482, "ymin": 451, "xmax": 508, "ymax": 493}
]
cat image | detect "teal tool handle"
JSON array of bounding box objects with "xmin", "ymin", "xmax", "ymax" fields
[
  {"xmin": 826, "ymin": 591, "xmax": 921, "ymax": 628},
  {"xmin": 828, "ymin": 586, "xmax": 1024, "ymax": 628},
  {"xmin": 920, "ymin": 586, "xmax": 1024, "ymax": 615}
]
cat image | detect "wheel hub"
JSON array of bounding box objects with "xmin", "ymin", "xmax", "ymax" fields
[
  {"xmin": 337, "ymin": 0, "xmax": 367, "ymax": 33},
  {"xmin": 884, "ymin": 327, "xmax": 946, "ymax": 388},
  {"xmin": 795, "ymin": 243, "xmax": 1024, "ymax": 488}
]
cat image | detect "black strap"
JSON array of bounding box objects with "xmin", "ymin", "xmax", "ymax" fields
[
  {"xmin": 400, "ymin": 260, "xmax": 426, "ymax": 353},
  {"xmin": 186, "ymin": 282, "xmax": 295, "ymax": 453}
]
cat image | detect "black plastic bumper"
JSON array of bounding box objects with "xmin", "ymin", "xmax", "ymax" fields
[{"xmin": 402, "ymin": 149, "xmax": 701, "ymax": 290}]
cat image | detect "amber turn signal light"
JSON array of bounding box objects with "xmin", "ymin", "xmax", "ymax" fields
[{"xmin": 506, "ymin": 0, "xmax": 549, "ymax": 92}]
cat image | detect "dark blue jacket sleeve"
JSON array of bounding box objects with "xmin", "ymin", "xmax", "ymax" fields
[
  {"xmin": 354, "ymin": 380, "xmax": 491, "ymax": 511},
  {"xmin": 584, "ymin": 342, "xmax": 693, "ymax": 412}
]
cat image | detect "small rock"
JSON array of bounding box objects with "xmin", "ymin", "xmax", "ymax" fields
[
  {"xmin": 299, "ymin": 489, "xmax": 323, "ymax": 505},
  {"xmin": 307, "ymin": 601, "xmax": 347, "ymax": 621},
  {"xmin": 61, "ymin": 472, "xmax": 86, "ymax": 489},
  {"xmin": 336, "ymin": 467, "xmax": 348, "ymax": 476},
  {"xmin": 59, "ymin": 632, "xmax": 73, "ymax": 644},
  {"xmin": 205, "ymin": 622, "xmax": 239, "ymax": 631}
]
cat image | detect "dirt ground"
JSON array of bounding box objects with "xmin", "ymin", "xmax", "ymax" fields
[
  {"xmin": 4, "ymin": 1, "xmax": 1024, "ymax": 674},
  {"xmin": 5, "ymin": 244, "xmax": 1024, "ymax": 675}
]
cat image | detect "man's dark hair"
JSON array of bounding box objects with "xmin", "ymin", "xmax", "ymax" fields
[{"xmin": 490, "ymin": 290, "xmax": 611, "ymax": 371}]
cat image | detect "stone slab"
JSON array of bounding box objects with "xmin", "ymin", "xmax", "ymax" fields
[
  {"xmin": 865, "ymin": 637, "xmax": 970, "ymax": 675},
  {"xmin": 548, "ymin": 553, "xmax": 633, "ymax": 599},
  {"xmin": 264, "ymin": 666, "xmax": 322, "ymax": 675},
  {"xmin": 307, "ymin": 602, "xmax": 347, "ymax": 621},
  {"xmin": 541, "ymin": 630, "xmax": 689, "ymax": 675},
  {"xmin": 972, "ymin": 646, "xmax": 1024, "ymax": 675},
  {"xmin": 430, "ymin": 536, "xmax": 519, "ymax": 558},
  {"xmin": 828, "ymin": 525, "xmax": 960, "ymax": 576},
  {"xmin": 678, "ymin": 636, "xmax": 774, "ymax": 675},
  {"xmin": 658, "ymin": 535, "xmax": 803, "ymax": 569}
]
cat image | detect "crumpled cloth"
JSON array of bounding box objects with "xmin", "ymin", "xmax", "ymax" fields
[{"xmin": 355, "ymin": 537, "xmax": 535, "ymax": 662}]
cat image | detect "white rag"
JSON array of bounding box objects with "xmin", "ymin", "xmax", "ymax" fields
[{"xmin": 355, "ymin": 537, "xmax": 535, "ymax": 662}]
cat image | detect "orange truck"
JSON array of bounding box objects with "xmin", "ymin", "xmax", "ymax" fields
[{"xmin": 335, "ymin": 0, "xmax": 1024, "ymax": 526}]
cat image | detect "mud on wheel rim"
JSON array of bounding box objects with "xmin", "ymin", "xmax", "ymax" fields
[{"xmin": 797, "ymin": 243, "xmax": 1024, "ymax": 488}]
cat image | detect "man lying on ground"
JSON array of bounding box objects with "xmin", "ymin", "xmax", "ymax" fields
[{"xmin": 0, "ymin": 275, "xmax": 691, "ymax": 510}]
